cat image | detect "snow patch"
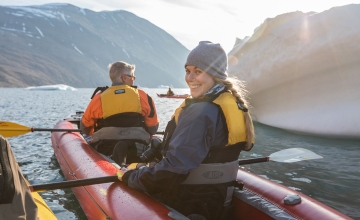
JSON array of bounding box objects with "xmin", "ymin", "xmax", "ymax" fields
[
  {"xmin": 144, "ymin": 40, "xmax": 153, "ymax": 50},
  {"xmin": 35, "ymin": 26, "xmax": 44, "ymax": 37},
  {"xmin": 122, "ymin": 49, "xmax": 130, "ymax": 58},
  {"xmin": 11, "ymin": 12, "xmax": 24, "ymax": 17},
  {"xmin": 0, "ymin": 27, "xmax": 20, "ymax": 32},
  {"xmin": 72, "ymin": 44, "xmax": 84, "ymax": 55},
  {"xmin": 60, "ymin": 13, "xmax": 70, "ymax": 26},
  {"xmin": 9, "ymin": 7, "xmax": 57, "ymax": 19},
  {"xmin": 111, "ymin": 16, "xmax": 117, "ymax": 23},
  {"xmin": 79, "ymin": 8, "xmax": 86, "ymax": 15}
]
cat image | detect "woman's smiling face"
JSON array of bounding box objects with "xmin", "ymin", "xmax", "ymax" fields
[{"xmin": 185, "ymin": 65, "xmax": 216, "ymax": 98}]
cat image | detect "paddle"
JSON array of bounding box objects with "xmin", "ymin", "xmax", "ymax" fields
[
  {"xmin": 0, "ymin": 121, "xmax": 81, "ymax": 138},
  {"xmin": 28, "ymin": 148, "xmax": 322, "ymax": 192},
  {"xmin": 238, "ymin": 148, "xmax": 322, "ymax": 165},
  {"xmin": 0, "ymin": 121, "xmax": 165, "ymax": 138},
  {"xmin": 29, "ymin": 175, "xmax": 120, "ymax": 192},
  {"xmin": 155, "ymin": 131, "xmax": 165, "ymax": 135}
]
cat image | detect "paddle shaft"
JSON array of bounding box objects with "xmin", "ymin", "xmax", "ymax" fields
[
  {"xmin": 155, "ymin": 131, "xmax": 165, "ymax": 135},
  {"xmin": 34, "ymin": 128, "xmax": 164, "ymax": 134},
  {"xmin": 29, "ymin": 159, "xmax": 266, "ymax": 192},
  {"xmin": 0, "ymin": 120, "xmax": 164, "ymax": 137},
  {"xmin": 28, "ymin": 148, "xmax": 319, "ymax": 192},
  {"xmin": 29, "ymin": 175, "xmax": 119, "ymax": 192},
  {"xmin": 238, "ymin": 156, "xmax": 270, "ymax": 165},
  {"xmin": 32, "ymin": 128, "xmax": 81, "ymax": 132},
  {"xmin": 34, "ymin": 127, "xmax": 164, "ymax": 134}
]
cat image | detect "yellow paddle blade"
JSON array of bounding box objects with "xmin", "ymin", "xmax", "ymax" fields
[{"xmin": 0, "ymin": 121, "xmax": 32, "ymax": 138}]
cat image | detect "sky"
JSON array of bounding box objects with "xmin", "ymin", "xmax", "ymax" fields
[{"xmin": 1, "ymin": 0, "xmax": 359, "ymax": 52}]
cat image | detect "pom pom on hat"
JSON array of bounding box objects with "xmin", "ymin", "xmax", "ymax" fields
[{"xmin": 185, "ymin": 41, "xmax": 228, "ymax": 79}]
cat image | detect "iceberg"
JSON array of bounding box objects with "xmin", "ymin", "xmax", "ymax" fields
[
  {"xmin": 228, "ymin": 4, "xmax": 360, "ymax": 139},
  {"xmin": 158, "ymin": 85, "xmax": 169, "ymax": 89},
  {"xmin": 25, "ymin": 84, "xmax": 77, "ymax": 91}
]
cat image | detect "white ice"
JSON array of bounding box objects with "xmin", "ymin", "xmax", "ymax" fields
[
  {"xmin": 158, "ymin": 85, "xmax": 170, "ymax": 89},
  {"xmin": 228, "ymin": 4, "xmax": 360, "ymax": 139},
  {"xmin": 25, "ymin": 84, "xmax": 77, "ymax": 91}
]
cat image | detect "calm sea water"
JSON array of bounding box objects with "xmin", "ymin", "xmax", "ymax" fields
[{"xmin": 0, "ymin": 88, "xmax": 359, "ymax": 219}]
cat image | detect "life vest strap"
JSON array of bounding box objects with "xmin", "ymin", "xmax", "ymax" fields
[
  {"xmin": 90, "ymin": 86, "xmax": 108, "ymax": 99},
  {"xmin": 95, "ymin": 113, "xmax": 144, "ymax": 131}
]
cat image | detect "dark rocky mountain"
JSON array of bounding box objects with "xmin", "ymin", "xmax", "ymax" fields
[{"xmin": 0, "ymin": 3, "xmax": 189, "ymax": 88}]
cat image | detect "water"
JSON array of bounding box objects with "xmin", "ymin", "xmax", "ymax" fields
[{"xmin": 0, "ymin": 88, "xmax": 359, "ymax": 219}]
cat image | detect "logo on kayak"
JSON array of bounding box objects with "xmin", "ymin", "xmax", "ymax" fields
[
  {"xmin": 114, "ymin": 89, "xmax": 125, "ymax": 94},
  {"xmin": 202, "ymin": 171, "xmax": 223, "ymax": 179}
]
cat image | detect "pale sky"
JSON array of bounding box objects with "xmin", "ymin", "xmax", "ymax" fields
[{"xmin": 1, "ymin": 0, "xmax": 359, "ymax": 52}]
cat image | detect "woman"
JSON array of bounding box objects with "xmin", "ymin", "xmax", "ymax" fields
[{"xmin": 118, "ymin": 41, "xmax": 255, "ymax": 220}]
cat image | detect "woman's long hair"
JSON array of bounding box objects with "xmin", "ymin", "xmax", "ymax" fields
[{"xmin": 215, "ymin": 77, "xmax": 255, "ymax": 150}]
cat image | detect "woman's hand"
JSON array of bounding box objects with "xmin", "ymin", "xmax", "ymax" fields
[{"xmin": 117, "ymin": 167, "xmax": 131, "ymax": 181}]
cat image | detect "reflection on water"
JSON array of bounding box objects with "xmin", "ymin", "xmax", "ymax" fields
[{"xmin": 0, "ymin": 88, "xmax": 359, "ymax": 219}]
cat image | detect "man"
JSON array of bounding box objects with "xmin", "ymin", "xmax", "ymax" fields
[
  {"xmin": 80, "ymin": 61, "xmax": 159, "ymax": 165},
  {"xmin": 167, "ymin": 87, "xmax": 175, "ymax": 96}
]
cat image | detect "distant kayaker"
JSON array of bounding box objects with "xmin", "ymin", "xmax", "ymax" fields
[
  {"xmin": 80, "ymin": 61, "xmax": 159, "ymax": 166},
  {"xmin": 166, "ymin": 87, "xmax": 175, "ymax": 96},
  {"xmin": 118, "ymin": 41, "xmax": 255, "ymax": 220}
]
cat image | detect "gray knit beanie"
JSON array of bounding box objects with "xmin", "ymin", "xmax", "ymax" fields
[{"xmin": 185, "ymin": 41, "xmax": 228, "ymax": 79}]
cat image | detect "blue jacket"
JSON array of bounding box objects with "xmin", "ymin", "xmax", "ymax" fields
[
  {"xmin": 124, "ymin": 101, "xmax": 227, "ymax": 193},
  {"xmin": 123, "ymin": 92, "xmax": 249, "ymax": 219}
]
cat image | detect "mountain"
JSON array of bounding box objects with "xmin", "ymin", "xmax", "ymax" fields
[{"xmin": 0, "ymin": 3, "xmax": 189, "ymax": 88}]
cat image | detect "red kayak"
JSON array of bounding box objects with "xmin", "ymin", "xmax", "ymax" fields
[
  {"xmin": 51, "ymin": 113, "xmax": 351, "ymax": 220},
  {"xmin": 157, "ymin": 93, "xmax": 189, "ymax": 99}
]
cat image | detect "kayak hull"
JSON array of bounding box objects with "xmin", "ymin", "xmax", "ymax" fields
[
  {"xmin": 233, "ymin": 170, "xmax": 351, "ymax": 219},
  {"xmin": 51, "ymin": 121, "xmax": 171, "ymax": 220},
  {"xmin": 51, "ymin": 120, "xmax": 351, "ymax": 220},
  {"xmin": 28, "ymin": 180, "xmax": 57, "ymax": 220}
]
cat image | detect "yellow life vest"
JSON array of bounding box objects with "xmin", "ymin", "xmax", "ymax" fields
[
  {"xmin": 172, "ymin": 92, "xmax": 247, "ymax": 145},
  {"xmin": 100, "ymin": 85, "xmax": 141, "ymax": 119}
]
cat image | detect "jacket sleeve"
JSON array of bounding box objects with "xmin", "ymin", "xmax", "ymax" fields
[
  {"xmin": 124, "ymin": 102, "xmax": 223, "ymax": 194},
  {"xmin": 81, "ymin": 93, "xmax": 103, "ymax": 134}
]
